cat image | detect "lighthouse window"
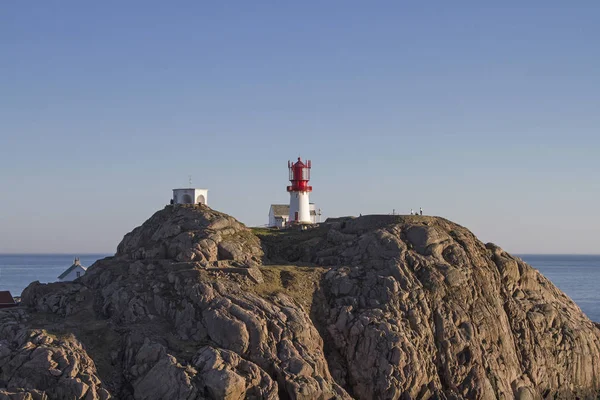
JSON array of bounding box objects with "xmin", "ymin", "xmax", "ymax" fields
[{"xmin": 302, "ymin": 168, "xmax": 310, "ymax": 180}]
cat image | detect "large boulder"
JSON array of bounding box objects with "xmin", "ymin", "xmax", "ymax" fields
[
  {"xmin": 116, "ymin": 204, "xmax": 263, "ymax": 266},
  {"xmin": 0, "ymin": 309, "xmax": 110, "ymax": 400},
  {"xmin": 314, "ymin": 216, "xmax": 600, "ymax": 399}
]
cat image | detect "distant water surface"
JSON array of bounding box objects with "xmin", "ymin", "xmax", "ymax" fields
[
  {"xmin": 0, "ymin": 254, "xmax": 598, "ymax": 322},
  {"xmin": 520, "ymin": 254, "xmax": 600, "ymax": 322},
  {"xmin": 0, "ymin": 254, "xmax": 109, "ymax": 296}
]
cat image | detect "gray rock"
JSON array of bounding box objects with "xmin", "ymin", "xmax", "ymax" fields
[
  {"xmin": 7, "ymin": 208, "xmax": 600, "ymax": 399},
  {"xmin": 116, "ymin": 205, "xmax": 263, "ymax": 264},
  {"xmin": 0, "ymin": 311, "xmax": 110, "ymax": 399}
]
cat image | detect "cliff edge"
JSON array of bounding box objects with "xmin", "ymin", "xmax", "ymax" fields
[{"xmin": 1, "ymin": 204, "xmax": 599, "ymax": 399}]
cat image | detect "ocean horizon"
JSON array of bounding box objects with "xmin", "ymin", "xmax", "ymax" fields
[{"xmin": 0, "ymin": 253, "xmax": 599, "ymax": 322}]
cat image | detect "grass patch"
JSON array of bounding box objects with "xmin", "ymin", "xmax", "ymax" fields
[
  {"xmin": 250, "ymin": 265, "xmax": 328, "ymax": 312},
  {"xmin": 250, "ymin": 227, "xmax": 284, "ymax": 237}
]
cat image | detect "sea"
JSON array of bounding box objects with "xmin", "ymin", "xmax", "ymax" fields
[
  {"xmin": 0, "ymin": 254, "xmax": 599, "ymax": 322},
  {"xmin": 0, "ymin": 254, "xmax": 110, "ymax": 297},
  {"xmin": 519, "ymin": 254, "xmax": 600, "ymax": 322}
]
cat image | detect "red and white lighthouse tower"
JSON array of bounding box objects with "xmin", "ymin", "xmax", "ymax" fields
[{"xmin": 287, "ymin": 157, "xmax": 312, "ymax": 224}]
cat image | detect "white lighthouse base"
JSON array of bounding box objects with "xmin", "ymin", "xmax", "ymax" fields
[{"xmin": 289, "ymin": 191, "xmax": 311, "ymax": 223}]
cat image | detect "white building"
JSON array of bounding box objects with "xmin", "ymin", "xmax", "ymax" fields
[
  {"xmin": 172, "ymin": 188, "xmax": 208, "ymax": 205},
  {"xmin": 58, "ymin": 258, "xmax": 87, "ymax": 282},
  {"xmin": 269, "ymin": 203, "xmax": 319, "ymax": 227},
  {"xmin": 268, "ymin": 204, "xmax": 290, "ymax": 228}
]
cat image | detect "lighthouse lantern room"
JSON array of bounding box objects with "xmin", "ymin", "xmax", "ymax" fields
[{"xmin": 287, "ymin": 157, "xmax": 313, "ymax": 224}]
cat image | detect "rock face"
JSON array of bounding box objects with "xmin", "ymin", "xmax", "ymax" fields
[
  {"xmin": 116, "ymin": 204, "xmax": 263, "ymax": 267},
  {"xmin": 312, "ymin": 217, "xmax": 600, "ymax": 399},
  {"xmin": 2, "ymin": 205, "xmax": 600, "ymax": 399},
  {"xmin": 0, "ymin": 309, "xmax": 110, "ymax": 400}
]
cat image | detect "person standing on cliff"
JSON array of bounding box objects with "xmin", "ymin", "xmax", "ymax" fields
[{"xmin": 419, "ymin": 207, "xmax": 423, "ymax": 215}]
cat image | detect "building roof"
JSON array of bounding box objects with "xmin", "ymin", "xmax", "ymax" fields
[
  {"xmin": 293, "ymin": 157, "xmax": 306, "ymax": 167},
  {"xmin": 0, "ymin": 291, "xmax": 15, "ymax": 305},
  {"xmin": 270, "ymin": 204, "xmax": 290, "ymax": 216},
  {"xmin": 270, "ymin": 204, "xmax": 317, "ymax": 216},
  {"xmin": 58, "ymin": 258, "xmax": 87, "ymax": 280}
]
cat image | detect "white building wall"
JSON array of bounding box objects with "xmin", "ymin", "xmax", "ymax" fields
[
  {"xmin": 289, "ymin": 193, "xmax": 299, "ymax": 222},
  {"xmin": 289, "ymin": 191, "xmax": 311, "ymax": 223},
  {"xmin": 59, "ymin": 266, "xmax": 86, "ymax": 282},
  {"xmin": 269, "ymin": 208, "xmax": 276, "ymax": 227},
  {"xmin": 309, "ymin": 203, "xmax": 317, "ymax": 224},
  {"xmin": 275, "ymin": 217, "xmax": 287, "ymax": 228},
  {"xmin": 268, "ymin": 208, "xmax": 288, "ymax": 227},
  {"xmin": 195, "ymin": 189, "xmax": 208, "ymax": 205},
  {"xmin": 173, "ymin": 189, "xmax": 208, "ymax": 205},
  {"xmin": 173, "ymin": 189, "xmax": 193, "ymax": 204}
]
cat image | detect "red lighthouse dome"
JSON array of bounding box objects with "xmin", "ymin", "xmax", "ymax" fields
[{"xmin": 287, "ymin": 157, "xmax": 312, "ymax": 193}]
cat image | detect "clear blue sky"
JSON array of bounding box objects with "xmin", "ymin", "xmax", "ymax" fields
[{"xmin": 1, "ymin": 2, "xmax": 598, "ymax": 254}]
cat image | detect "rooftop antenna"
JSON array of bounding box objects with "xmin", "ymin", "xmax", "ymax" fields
[{"xmin": 188, "ymin": 175, "xmax": 192, "ymax": 187}]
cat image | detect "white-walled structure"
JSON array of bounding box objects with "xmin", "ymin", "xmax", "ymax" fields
[
  {"xmin": 289, "ymin": 191, "xmax": 310, "ymax": 223},
  {"xmin": 309, "ymin": 203, "xmax": 321, "ymax": 223},
  {"xmin": 269, "ymin": 203, "xmax": 319, "ymax": 227},
  {"xmin": 172, "ymin": 188, "xmax": 208, "ymax": 205},
  {"xmin": 287, "ymin": 158, "xmax": 313, "ymax": 224},
  {"xmin": 58, "ymin": 258, "xmax": 87, "ymax": 282},
  {"xmin": 268, "ymin": 205, "xmax": 290, "ymax": 228}
]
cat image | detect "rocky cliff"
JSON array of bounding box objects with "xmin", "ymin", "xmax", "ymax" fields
[{"xmin": 1, "ymin": 204, "xmax": 599, "ymax": 399}]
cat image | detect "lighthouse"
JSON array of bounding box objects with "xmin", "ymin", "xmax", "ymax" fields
[{"xmin": 287, "ymin": 157, "xmax": 313, "ymax": 224}]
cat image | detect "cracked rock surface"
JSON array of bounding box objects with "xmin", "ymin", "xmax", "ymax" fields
[
  {"xmin": 310, "ymin": 216, "xmax": 600, "ymax": 399},
  {"xmin": 1, "ymin": 206, "xmax": 599, "ymax": 399}
]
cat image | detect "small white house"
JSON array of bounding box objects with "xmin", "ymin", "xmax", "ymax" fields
[
  {"xmin": 268, "ymin": 204, "xmax": 290, "ymax": 228},
  {"xmin": 172, "ymin": 188, "xmax": 208, "ymax": 205},
  {"xmin": 58, "ymin": 258, "xmax": 87, "ymax": 282},
  {"xmin": 268, "ymin": 203, "xmax": 320, "ymax": 227}
]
